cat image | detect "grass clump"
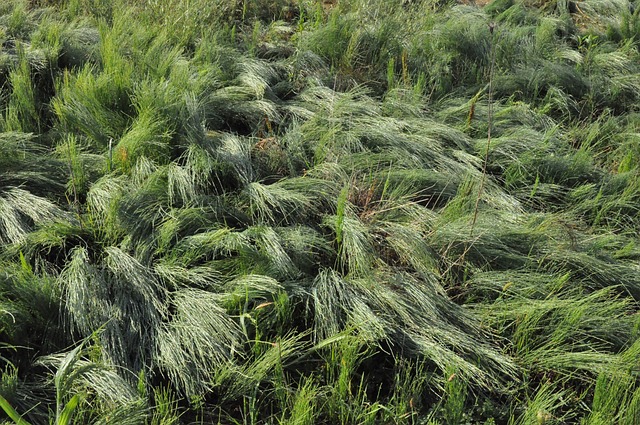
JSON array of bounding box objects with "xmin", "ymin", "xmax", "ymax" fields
[{"xmin": 0, "ymin": 0, "xmax": 639, "ymax": 423}]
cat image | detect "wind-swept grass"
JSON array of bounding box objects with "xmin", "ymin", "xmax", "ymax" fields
[
  {"xmin": 1, "ymin": 0, "xmax": 640, "ymax": 423},
  {"xmin": 0, "ymin": 132, "xmax": 66, "ymax": 196}
]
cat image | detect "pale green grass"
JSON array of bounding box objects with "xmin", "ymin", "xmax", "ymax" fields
[{"xmin": 1, "ymin": 0, "xmax": 640, "ymax": 424}]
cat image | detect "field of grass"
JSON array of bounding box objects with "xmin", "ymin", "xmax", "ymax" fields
[{"xmin": 0, "ymin": 0, "xmax": 639, "ymax": 423}]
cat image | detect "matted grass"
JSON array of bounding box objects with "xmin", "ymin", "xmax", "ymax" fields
[{"xmin": 0, "ymin": 0, "xmax": 639, "ymax": 423}]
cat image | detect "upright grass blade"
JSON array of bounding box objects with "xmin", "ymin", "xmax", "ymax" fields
[{"xmin": 56, "ymin": 393, "xmax": 81, "ymax": 425}]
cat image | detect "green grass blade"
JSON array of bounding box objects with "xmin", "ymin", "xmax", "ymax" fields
[
  {"xmin": 57, "ymin": 394, "xmax": 81, "ymax": 425},
  {"xmin": 0, "ymin": 395, "xmax": 32, "ymax": 425}
]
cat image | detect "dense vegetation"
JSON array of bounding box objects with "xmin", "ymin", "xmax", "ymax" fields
[{"xmin": 1, "ymin": 0, "xmax": 639, "ymax": 423}]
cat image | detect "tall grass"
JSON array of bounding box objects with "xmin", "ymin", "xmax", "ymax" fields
[{"xmin": 1, "ymin": 0, "xmax": 640, "ymax": 423}]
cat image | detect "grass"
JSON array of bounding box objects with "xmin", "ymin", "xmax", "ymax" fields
[{"xmin": 0, "ymin": 0, "xmax": 639, "ymax": 423}]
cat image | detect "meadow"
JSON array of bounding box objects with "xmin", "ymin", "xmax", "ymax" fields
[{"xmin": 0, "ymin": 0, "xmax": 639, "ymax": 423}]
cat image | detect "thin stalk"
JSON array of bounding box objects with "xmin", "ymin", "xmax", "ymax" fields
[
  {"xmin": 452, "ymin": 22, "xmax": 497, "ymax": 286},
  {"xmin": 108, "ymin": 138, "xmax": 113, "ymax": 172},
  {"xmin": 470, "ymin": 22, "xmax": 496, "ymax": 237},
  {"xmin": 66, "ymin": 137, "xmax": 83, "ymax": 230}
]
